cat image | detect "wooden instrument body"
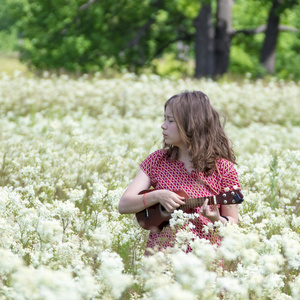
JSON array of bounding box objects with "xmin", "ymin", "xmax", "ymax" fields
[
  {"xmin": 136, "ymin": 190, "xmax": 188, "ymax": 232},
  {"xmin": 135, "ymin": 189, "xmax": 244, "ymax": 232}
]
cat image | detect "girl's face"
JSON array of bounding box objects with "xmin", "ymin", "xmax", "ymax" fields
[{"xmin": 161, "ymin": 105, "xmax": 184, "ymax": 148}]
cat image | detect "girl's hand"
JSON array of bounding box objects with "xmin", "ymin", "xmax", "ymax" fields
[
  {"xmin": 155, "ymin": 190, "xmax": 186, "ymax": 213},
  {"xmin": 200, "ymin": 198, "xmax": 221, "ymax": 223}
]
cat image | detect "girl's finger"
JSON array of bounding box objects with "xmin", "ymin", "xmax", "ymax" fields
[
  {"xmin": 200, "ymin": 198, "xmax": 209, "ymax": 215},
  {"xmin": 202, "ymin": 198, "xmax": 208, "ymax": 209},
  {"xmin": 211, "ymin": 204, "xmax": 218, "ymax": 211}
]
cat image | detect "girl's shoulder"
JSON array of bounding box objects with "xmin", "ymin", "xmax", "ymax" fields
[
  {"xmin": 140, "ymin": 149, "xmax": 168, "ymax": 176},
  {"xmin": 216, "ymin": 157, "xmax": 233, "ymax": 166},
  {"xmin": 215, "ymin": 158, "xmax": 240, "ymax": 189},
  {"xmin": 215, "ymin": 158, "xmax": 235, "ymax": 175},
  {"xmin": 146, "ymin": 149, "xmax": 168, "ymax": 162},
  {"xmin": 141, "ymin": 149, "xmax": 168, "ymax": 166}
]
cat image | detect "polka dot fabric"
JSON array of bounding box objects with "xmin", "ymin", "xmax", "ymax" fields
[{"xmin": 140, "ymin": 149, "xmax": 241, "ymax": 254}]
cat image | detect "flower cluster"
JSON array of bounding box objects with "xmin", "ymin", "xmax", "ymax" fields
[{"xmin": 0, "ymin": 72, "xmax": 299, "ymax": 299}]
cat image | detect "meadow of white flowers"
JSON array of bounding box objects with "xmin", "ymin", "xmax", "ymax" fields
[{"xmin": 0, "ymin": 71, "xmax": 299, "ymax": 299}]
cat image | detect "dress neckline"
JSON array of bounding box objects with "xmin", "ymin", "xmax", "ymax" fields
[{"xmin": 174, "ymin": 160, "xmax": 197, "ymax": 176}]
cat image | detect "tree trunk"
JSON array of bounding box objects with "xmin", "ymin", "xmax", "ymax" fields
[
  {"xmin": 214, "ymin": 0, "xmax": 233, "ymax": 76},
  {"xmin": 194, "ymin": 3, "xmax": 214, "ymax": 78},
  {"xmin": 260, "ymin": 0, "xmax": 281, "ymax": 74}
]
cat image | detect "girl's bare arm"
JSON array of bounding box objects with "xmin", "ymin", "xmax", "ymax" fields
[{"xmin": 118, "ymin": 169, "xmax": 185, "ymax": 214}]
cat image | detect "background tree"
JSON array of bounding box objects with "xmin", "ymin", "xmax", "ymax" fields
[
  {"xmin": 260, "ymin": 0, "xmax": 299, "ymax": 74},
  {"xmin": 194, "ymin": 2, "xmax": 214, "ymax": 77},
  {"xmin": 1, "ymin": 0, "xmax": 300, "ymax": 79},
  {"xmin": 214, "ymin": 0, "xmax": 233, "ymax": 76},
  {"xmin": 195, "ymin": 0, "xmax": 299, "ymax": 77},
  {"xmin": 231, "ymin": 0, "xmax": 299, "ymax": 78}
]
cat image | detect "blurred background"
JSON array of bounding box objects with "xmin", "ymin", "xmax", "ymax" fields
[{"xmin": 0, "ymin": 0, "xmax": 299, "ymax": 80}]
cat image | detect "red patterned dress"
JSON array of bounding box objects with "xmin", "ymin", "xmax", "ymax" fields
[{"xmin": 140, "ymin": 149, "xmax": 241, "ymax": 253}]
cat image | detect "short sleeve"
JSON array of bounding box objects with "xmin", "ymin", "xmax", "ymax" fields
[
  {"xmin": 140, "ymin": 150, "xmax": 165, "ymax": 179},
  {"xmin": 217, "ymin": 159, "xmax": 241, "ymax": 192}
]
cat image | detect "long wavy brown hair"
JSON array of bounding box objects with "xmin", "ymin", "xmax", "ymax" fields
[{"xmin": 163, "ymin": 90, "xmax": 236, "ymax": 173}]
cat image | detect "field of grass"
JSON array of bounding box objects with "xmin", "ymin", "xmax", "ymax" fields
[
  {"xmin": 0, "ymin": 71, "xmax": 299, "ymax": 299},
  {"xmin": 0, "ymin": 53, "xmax": 28, "ymax": 75}
]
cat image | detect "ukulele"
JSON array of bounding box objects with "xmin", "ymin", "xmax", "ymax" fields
[{"xmin": 136, "ymin": 189, "xmax": 244, "ymax": 232}]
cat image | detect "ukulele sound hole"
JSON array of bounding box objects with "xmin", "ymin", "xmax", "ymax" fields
[{"xmin": 159, "ymin": 204, "xmax": 172, "ymax": 217}]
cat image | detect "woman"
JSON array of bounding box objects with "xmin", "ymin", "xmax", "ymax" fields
[{"xmin": 118, "ymin": 91, "xmax": 242, "ymax": 253}]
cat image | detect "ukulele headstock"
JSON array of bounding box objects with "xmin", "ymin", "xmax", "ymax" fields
[{"xmin": 219, "ymin": 189, "xmax": 244, "ymax": 205}]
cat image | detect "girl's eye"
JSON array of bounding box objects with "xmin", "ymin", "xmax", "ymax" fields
[{"xmin": 163, "ymin": 116, "xmax": 174, "ymax": 123}]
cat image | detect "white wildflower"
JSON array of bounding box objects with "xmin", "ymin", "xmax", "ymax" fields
[
  {"xmin": 66, "ymin": 188, "xmax": 86, "ymax": 204},
  {"xmin": 282, "ymin": 235, "xmax": 300, "ymax": 270},
  {"xmin": 291, "ymin": 275, "xmax": 300, "ymax": 300},
  {"xmin": 171, "ymin": 251, "xmax": 217, "ymax": 294},
  {"xmin": 97, "ymin": 250, "xmax": 132, "ymax": 299},
  {"xmin": 37, "ymin": 219, "xmax": 63, "ymax": 244},
  {"xmin": 0, "ymin": 248, "xmax": 23, "ymax": 274},
  {"xmin": 11, "ymin": 265, "xmax": 82, "ymax": 300},
  {"xmin": 217, "ymin": 277, "xmax": 248, "ymax": 297},
  {"xmin": 258, "ymin": 254, "xmax": 285, "ymax": 274}
]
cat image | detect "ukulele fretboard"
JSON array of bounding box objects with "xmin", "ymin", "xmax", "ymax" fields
[{"xmin": 180, "ymin": 196, "xmax": 214, "ymax": 210}]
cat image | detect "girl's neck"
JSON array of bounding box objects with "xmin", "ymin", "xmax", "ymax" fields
[
  {"xmin": 178, "ymin": 148, "xmax": 194, "ymax": 173},
  {"xmin": 178, "ymin": 150, "xmax": 190, "ymax": 162},
  {"xmin": 178, "ymin": 145, "xmax": 190, "ymax": 159}
]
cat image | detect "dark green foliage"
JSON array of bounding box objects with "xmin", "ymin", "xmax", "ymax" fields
[{"xmin": 1, "ymin": 0, "xmax": 300, "ymax": 79}]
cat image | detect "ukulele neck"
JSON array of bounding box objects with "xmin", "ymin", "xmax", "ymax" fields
[{"xmin": 179, "ymin": 196, "xmax": 215, "ymax": 211}]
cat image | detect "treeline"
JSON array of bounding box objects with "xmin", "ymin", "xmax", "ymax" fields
[{"xmin": 0, "ymin": 0, "xmax": 300, "ymax": 79}]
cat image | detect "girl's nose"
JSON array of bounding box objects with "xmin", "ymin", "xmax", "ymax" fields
[{"xmin": 161, "ymin": 121, "xmax": 167, "ymax": 129}]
